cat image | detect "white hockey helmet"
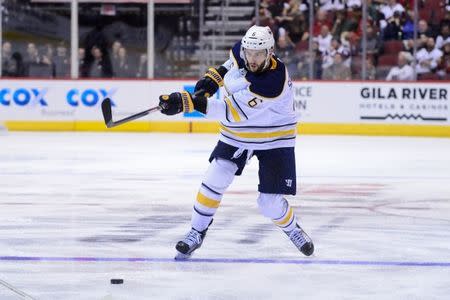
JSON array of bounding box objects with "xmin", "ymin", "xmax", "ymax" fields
[{"xmin": 241, "ymin": 25, "xmax": 275, "ymax": 71}]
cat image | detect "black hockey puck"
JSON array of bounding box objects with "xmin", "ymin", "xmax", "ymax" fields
[{"xmin": 110, "ymin": 279, "xmax": 124, "ymax": 284}]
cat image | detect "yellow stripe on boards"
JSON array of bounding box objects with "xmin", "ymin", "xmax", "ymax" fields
[
  {"xmin": 191, "ymin": 122, "xmax": 220, "ymax": 133},
  {"xmin": 75, "ymin": 121, "xmax": 150, "ymax": 132},
  {"xmin": 298, "ymin": 123, "xmax": 450, "ymax": 137},
  {"xmin": 275, "ymin": 207, "xmax": 293, "ymax": 226},
  {"xmin": 3, "ymin": 121, "xmax": 450, "ymax": 138},
  {"xmin": 221, "ymin": 124, "xmax": 296, "ymax": 139},
  {"xmin": 225, "ymin": 98, "xmax": 241, "ymax": 122},
  {"xmin": 196, "ymin": 192, "xmax": 220, "ymax": 208},
  {"xmin": 5, "ymin": 121, "xmax": 75, "ymax": 131}
]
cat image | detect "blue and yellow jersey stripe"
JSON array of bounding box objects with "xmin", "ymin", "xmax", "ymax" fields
[{"xmin": 219, "ymin": 122, "xmax": 297, "ymax": 145}]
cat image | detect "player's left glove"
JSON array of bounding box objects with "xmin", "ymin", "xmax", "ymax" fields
[
  {"xmin": 159, "ymin": 91, "xmax": 194, "ymax": 116},
  {"xmin": 194, "ymin": 66, "xmax": 228, "ymax": 98}
]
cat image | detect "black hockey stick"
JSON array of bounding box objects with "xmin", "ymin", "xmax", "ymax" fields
[
  {"xmin": 101, "ymin": 89, "xmax": 205, "ymax": 128},
  {"xmin": 101, "ymin": 99, "xmax": 161, "ymax": 128}
]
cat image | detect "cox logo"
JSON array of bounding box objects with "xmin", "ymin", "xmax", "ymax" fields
[
  {"xmin": 0, "ymin": 88, "xmax": 48, "ymax": 106},
  {"xmin": 67, "ymin": 88, "xmax": 117, "ymax": 107}
]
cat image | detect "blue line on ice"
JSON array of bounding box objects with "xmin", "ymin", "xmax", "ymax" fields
[{"xmin": 1, "ymin": 256, "xmax": 449, "ymax": 267}]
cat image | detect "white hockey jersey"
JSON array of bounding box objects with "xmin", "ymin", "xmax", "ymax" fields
[{"xmin": 205, "ymin": 41, "xmax": 297, "ymax": 151}]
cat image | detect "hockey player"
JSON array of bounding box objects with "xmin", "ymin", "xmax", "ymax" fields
[{"xmin": 158, "ymin": 25, "xmax": 314, "ymax": 259}]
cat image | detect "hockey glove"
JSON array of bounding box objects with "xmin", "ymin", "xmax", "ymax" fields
[
  {"xmin": 159, "ymin": 91, "xmax": 194, "ymax": 115},
  {"xmin": 194, "ymin": 66, "xmax": 228, "ymax": 98}
]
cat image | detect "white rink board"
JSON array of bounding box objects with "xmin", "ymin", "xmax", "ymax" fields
[
  {"xmin": 293, "ymin": 82, "xmax": 449, "ymax": 124},
  {"xmin": 0, "ymin": 79, "xmax": 195, "ymax": 121},
  {"xmin": 0, "ymin": 79, "xmax": 448, "ymax": 125}
]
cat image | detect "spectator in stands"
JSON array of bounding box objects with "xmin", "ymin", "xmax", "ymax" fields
[
  {"xmin": 379, "ymin": 0, "xmax": 405, "ymax": 30},
  {"xmin": 367, "ymin": 0, "xmax": 382, "ymax": 27},
  {"xmin": 88, "ymin": 45, "xmax": 112, "ymax": 78},
  {"xmin": 347, "ymin": 0, "xmax": 362, "ymax": 10},
  {"xmin": 359, "ymin": 25, "xmax": 381, "ymax": 58},
  {"xmin": 53, "ymin": 41, "xmax": 70, "ymax": 78},
  {"xmin": 255, "ymin": 0, "xmax": 275, "ymax": 29},
  {"xmin": 42, "ymin": 43, "xmax": 54, "ymax": 62},
  {"xmin": 319, "ymin": 0, "xmax": 345, "ymax": 11},
  {"xmin": 296, "ymin": 42, "xmax": 323, "ymax": 80},
  {"xmin": 23, "ymin": 42, "xmax": 41, "ymax": 76},
  {"xmin": 296, "ymin": 51, "xmax": 311, "ymax": 80},
  {"xmin": 2, "ymin": 41, "xmax": 15, "ymax": 76},
  {"xmin": 436, "ymin": 23, "xmax": 450, "ymax": 49},
  {"xmin": 10, "ymin": 52, "xmax": 24, "ymax": 77},
  {"xmin": 136, "ymin": 53, "xmax": 147, "ymax": 78},
  {"xmin": 417, "ymin": 19, "xmax": 435, "ymax": 38},
  {"xmin": 298, "ymin": 0, "xmax": 309, "ymax": 12},
  {"xmin": 401, "ymin": 10, "xmax": 415, "ymax": 40},
  {"xmin": 380, "ymin": 0, "xmax": 405, "ymax": 19},
  {"xmin": 277, "ymin": 34, "xmax": 298, "ymax": 76},
  {"xmin": 340, "ymin": 31, "xmax": 358, "ymax": 56},
  {"xmin": 41, "ymin": 43, "xmax": 56, "ymax": 77},
  {"xmin": 313, "ymin": 9, "xmax": 332, "ymax": 36},
  {"xmin": 274, "ymin": 0, "xmax": 298, "ymax": 28},
  {"xmin": 264, "ymin": 0, "xmax": 286, "ymax": 20},
  {"xmin": 322, "ymin": 37, "xmax": 350, "ymax": 69},
  {"xmin": 2, "ymin": 41, "xmax": 11, "ymax": 57},
  {"xmin": 111, "ymin": 40, "xmax": 122, "ymax": 75},
  {"xmin": 415, "ymin": 37, "xmax": 443, "ymax": 75},
  {"xmin": 436, "ymin": 40, "xmax": 450, "ymax": 78},
  {"xmin": 2, "ymin": 42, "xmax": 24, "ymax": 77},
  {"xmin": 114, "ymin": 47, "xmax": 131, "ymax": 78},
  {"xmin": 403, "ymin": 19, "xmax": 434, "ymax": 51},
  {"xmin": 316, "ymin": 25, "xmax": 333, "ymax": 52},
  {"xmin": 366, "ymin": 56, "xmax": 377, "ymax": 80},
  {"xmin": 340, "ymin": 8, "xmax": 361, "ymax": 41},
  {"xmin": 259, "ymin": 0, "xmax": 271, "ymax": 11},
  {"xmin": 291, "ymin": 11, "xmax": 309, "ymax": 43},
  {"xmin": 331, "ymin": 10, "xmax": 346, "ymax": 39},
  {"xmin": 81, "ymin": 23, "xmax": 112, "ymax": 78},
  {"xmin": 386, "ymin": 51, "xmax": 414, "ymax": 80},
  {"xmin": 322, "ymin": 53, "xmax": 351, "ymax": 80},
  {"xmin": 273, "ymin": 0, "xmax": 307, "ymax": 43},
  {"xmin": 78, "ymin": 47, "xmax": 86, "ymax": 76},
  {"xmin": 24, "ymin": 43, "xmax": 40, "ymax": 64},
  {"xmin": 383, "ymin": 10, "xmax": 403, "ymax": 40},
  {"xmin": 439, "ymin": 11, "xmax": 450, "ymax": 37},
  {"xmin": 312, "ymin": 40, "xmax": 324, "ymax": 79}
]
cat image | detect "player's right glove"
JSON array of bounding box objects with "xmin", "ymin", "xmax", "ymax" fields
[
  {"xmin": 159, "ymin": 91, "xmax": 194, "ymax": 115},
  {"xmin": 194, "ymin": 66, "xmax": 228, "ymax": 98}
]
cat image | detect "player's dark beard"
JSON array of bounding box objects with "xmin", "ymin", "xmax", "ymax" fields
[
  {"xmin": 254, "ymin": 62, "xmax": 266, "ymax": 73},
  {"xmin": 246, "ymin": 60, "xmax": 267, "ymax": 74}
]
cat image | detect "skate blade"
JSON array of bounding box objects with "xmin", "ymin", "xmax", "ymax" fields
[{"xmin": 174, "ymin": 251, "xmax": 191, "ymax": 260}]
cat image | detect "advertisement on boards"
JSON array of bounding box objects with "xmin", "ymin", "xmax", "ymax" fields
[
  {"xmin": 291, "ymin": 82, "xmax": 449, "ymax": 125},
  {"xmin": 0, "ymin": 80, "xmax": 448, "ymax": 126}
]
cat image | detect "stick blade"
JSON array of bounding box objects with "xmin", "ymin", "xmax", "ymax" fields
[{"xmin": 101, "ymin": 98, "xmax": 113, "ymax": 128}]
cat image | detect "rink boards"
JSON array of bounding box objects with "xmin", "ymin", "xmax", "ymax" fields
[{"xmin": 0, "ymin": 79, "xmax": 448, "ymax": 137}]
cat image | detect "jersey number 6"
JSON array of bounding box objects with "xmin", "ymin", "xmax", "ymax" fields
[{"xmin": 248, "ymin": 98, "xmax": 263, "ymax": 108}]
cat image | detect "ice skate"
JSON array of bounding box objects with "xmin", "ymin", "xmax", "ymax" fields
[
  {"xmin": 286, "ymin": 224, "xmax": 314, "ymax": 256},
  {"xmin": 175, "ymin": 226, "xmax": 209, "ymax": 260}
]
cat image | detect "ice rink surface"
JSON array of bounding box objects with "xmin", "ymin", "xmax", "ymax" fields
[{"xmin": 1, "ymin": 132, "xmax": 450, "ymax": 299}]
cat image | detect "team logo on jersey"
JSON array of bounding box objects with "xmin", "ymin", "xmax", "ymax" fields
[
  {"xmin": 239, "ymin": 68, "xmax": 247, "ymax": 76},
  {"xmin": 285, "ymin": 179, "xmax": 293, "ymax": 187}
]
